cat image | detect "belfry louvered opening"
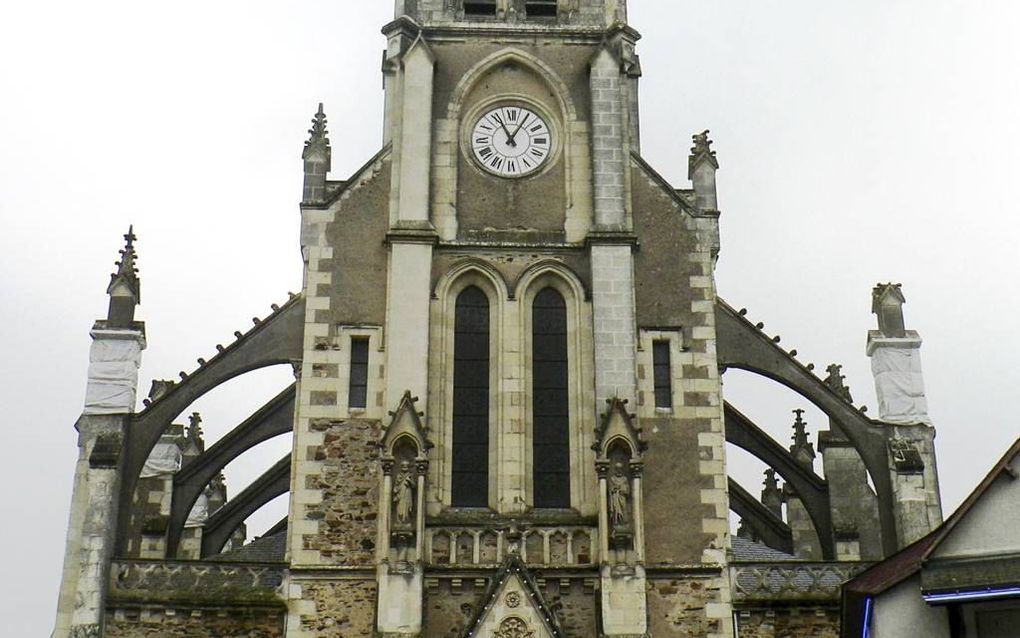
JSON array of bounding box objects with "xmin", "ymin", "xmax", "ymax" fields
[
  {"xmin": 451, "ymin": 286, "xmax": 491, "ymax": 507},
  {"xmin": 525, "ymin": 0, "xmax": 558, "ymax": 18},
  {"xmin": 463, "ymin": 0, "xmax": 497, "ymax": 17}
]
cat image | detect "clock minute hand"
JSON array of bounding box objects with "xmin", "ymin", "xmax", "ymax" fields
[{"xmin": 509, "ymin": 113, "xmax": 531, "ymax": 144}]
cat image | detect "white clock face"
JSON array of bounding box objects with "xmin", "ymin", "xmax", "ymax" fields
[{"xmin": 471, "ymin": 105, "xmax": 552, "ymax": 177}]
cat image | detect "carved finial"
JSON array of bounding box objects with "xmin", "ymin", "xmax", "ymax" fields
[
  {"xmin": 112, "ymin": 226, "xmax": 139, "ymax": 288},
  {"xmin": 187, "ymin": 412, "xmax": 204, "ymax": 451},
  {"xmin": 689, "ymin": 129, "xmax": 719, "ymax": 173},
  {"xmin": 789, "ymin": 409, "xmax": 816, "ymax": 468},
  {"xmin": 824, "ymin": 364, "xmax": 854, "ymax": 403},
  {"xmin": 688, "ymin": 130, "xmax": 721, "ymax": 212},
  {"xmin": 690, "ymin": 130, "xmax": 717, "ymax": 165},
  {"xmin": 207, "ymin": 472, "xmax": 226, "ymax": 499},
  {"xmin": 105, "ymin": 226, "xmax": 141, "ymax": 326},
  {"xmin": 760, "ymin": 469, "xmax": 783, "ymax": 518},
  {"xmin": 303, "ymin": 103, "xmax": 331, "ymax": 159},
  {"xmin": 872, "ymin": 283, "xmax": 907, "ymax": 338}
]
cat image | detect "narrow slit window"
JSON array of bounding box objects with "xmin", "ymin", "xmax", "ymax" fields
[
  {"xmin": 652, "ymin": 340, "xmax": 672, "ymax": 409},
  {"xmin": 525, "ymin": 0, "xmax": 558, "ymax": 18},
  {"xmin": 463, "ymin": 0, "xmax": 497, "ymax": 16},
  {"xmin": 452, "ymin": 286, "xmax": 490, "ymax": 507},
  {"xmin": 532, "ymin": 287, "xmax": 570, "ymax": 508},
  {"xmin": 349, "ymin": 337, "xmax": 369, "ymax": 409}
]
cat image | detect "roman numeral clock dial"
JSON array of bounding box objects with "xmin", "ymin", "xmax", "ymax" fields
[{"xmin": 471, "ymin": 105, "xmax": 552, "ymax": 178}]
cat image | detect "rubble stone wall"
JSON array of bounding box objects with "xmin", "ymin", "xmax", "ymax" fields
[
  {"xmin": 105, "ymin": 608, "xmax": 284, "ymax": 638},
  {"xmin": 299, "ymin": 418, "xmax": 382, "ymax": 566},
  {"xmin": 735, "ymin": 606, "xmax": 841, "ymax": 638}
]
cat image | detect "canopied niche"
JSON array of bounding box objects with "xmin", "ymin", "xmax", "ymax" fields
[
  {"xmin": 379, "ymin": 391, "xmax": 433, "ymax": 567},
  {"xmin": 593, "ymin": 398, "xmax": 647, "ymax": 566}
]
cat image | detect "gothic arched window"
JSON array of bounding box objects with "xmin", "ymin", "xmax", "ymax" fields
[
  {"xmin": 532, "ymin": 287, "xmax": 570, "ymax": 508},
  {"xmin": 452, "ymin": 286, "xmax": 490, "ymax": 507}
]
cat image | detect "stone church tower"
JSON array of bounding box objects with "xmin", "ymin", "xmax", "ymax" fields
[{"xmin": 52, "ymin": 2, "xmax": 946, "ymax": 637}]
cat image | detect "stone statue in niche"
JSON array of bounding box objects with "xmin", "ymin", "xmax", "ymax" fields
[
  {"xmin": 604, "ymin": 441, "xmax": 636, "ymax": 554},
  {"xmin": 608, "ymin": 461, "xmax": 631, "ymax": 528},
  {"xmin": 392, "ymin": 460, "xmax": 416, "ymax": 528}
]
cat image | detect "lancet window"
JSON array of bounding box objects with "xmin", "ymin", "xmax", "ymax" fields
[
  {"xmin": 532, "ymin": 287, "xmax": 570, "ymax": 508},
  {"xmin": 451, "ymin": 286, "xmax": 491, "ymax": 507}
]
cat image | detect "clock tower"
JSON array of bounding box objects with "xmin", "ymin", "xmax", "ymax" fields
[
  {"xmin": 49, "ymin": 2, "xmax": 955, "ymax": 637},
  {"xmin": 291, "ymin": 1, "xmax": 732, "ymax": 637}
]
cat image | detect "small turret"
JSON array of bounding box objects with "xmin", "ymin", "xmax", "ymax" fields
[
  {"xmin": 302, "ymin": 103, "xmax": 331, "ymax": 205},
  {"xmin": 105, "ymin": 226, "xmax": 141, "ymax": 329},
  {"xmin": 867, "ymin": 284, "xmax": 931, "ymax": 425},
  {"xmin": 689, "ymin": 130, "xmax": 719, "ymax": 212}
]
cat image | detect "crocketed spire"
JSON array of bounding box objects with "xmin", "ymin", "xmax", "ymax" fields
[{"xmin": 105, "ymin": 226, "xmax": 141, "ymax": 327}]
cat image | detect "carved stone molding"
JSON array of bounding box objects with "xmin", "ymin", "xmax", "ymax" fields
[
  {"xmin": 494, "ymin": 616, "xmax": 535, "ymax": 638},
  {"xmin": 69, "ymin": 625, "xmax": 100, "ymax": 638}
]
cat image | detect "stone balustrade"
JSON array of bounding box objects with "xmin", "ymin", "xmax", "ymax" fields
[
  {"xmin": 425, "ymin": 525, "xmax": 597, "ymax": 567},
  {"xmin": 108, "ymin": 560, "xmax": 285, "ymax": 606},
  {"xmin": 731, "ymin": 562, "xmax": 869, "ymax": 603}
]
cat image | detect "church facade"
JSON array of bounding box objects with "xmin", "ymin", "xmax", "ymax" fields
[{"xmin": 52, "ymin": 2, "xmax": 946, "ymax": 637}]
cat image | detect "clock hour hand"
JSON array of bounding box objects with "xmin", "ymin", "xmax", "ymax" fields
[{"xmin": 492, "ymin": 114, "xmax": 516, "ymax": 147}]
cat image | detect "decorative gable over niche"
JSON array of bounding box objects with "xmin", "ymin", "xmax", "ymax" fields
[
  {"xmin": 462, "ymin": 555, "xmax": 564, "ymax": 638},
  {"xmin": 381, "ymin": 390, "xmax": 433, "ymax": 460}
]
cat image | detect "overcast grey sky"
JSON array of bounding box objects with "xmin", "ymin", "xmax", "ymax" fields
[{"xmin": 2, "ymin": 2, "xmax": 1018, "ymax": 635}]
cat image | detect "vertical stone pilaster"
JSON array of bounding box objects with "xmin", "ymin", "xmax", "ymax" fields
[
  {"xmin": 785, "ymin": 493, "xmax": 823, "ymax": 560},
  {"xmin": 590, "ymin": 48, "xmax": 628, "ymax": 231},
  {"xmin": 384, "ymin": 241, "xmax": 434, "ymax": 404},
  {"xmin": 590, "ymin": 244, "xmax": 638, "ymax": 405},
  {"xmin": 818, "ymin": 430, "xmax": 884, "ymax": 561},
  {"xmin": 887, "ymin": 425, "xmax": 943, "ymax": 548},
  {"xmin": 389, "ymin": 34, "xmax": 435, "ymax": 227}
]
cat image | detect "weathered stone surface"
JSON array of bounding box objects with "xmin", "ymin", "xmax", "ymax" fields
[
  {"xmin": 646, "ymin": 577, "xmax": 726, "ymax": 637},
  {"xmin": 424, "ymin": 578, "xmax": 488, "ymax": 638},
  {"xmin": 299, "ymin": 580, "xmax": 377, "ymax": 637}
]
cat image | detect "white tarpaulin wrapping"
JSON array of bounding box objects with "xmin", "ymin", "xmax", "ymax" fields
[
  {"xmin": 185, "ymin": 493, "xmax": 209, "ymax": 528},
  {"xmin": 83, "ymin": 336, "xmax": 143, "ymax": 415},
  {"xmin": 139, "ymin": 442, "xmax": 183, "ymax": 478},
  {"xmin": 871, "ymin": 346, "xmax": 931, "ymax": 425}
]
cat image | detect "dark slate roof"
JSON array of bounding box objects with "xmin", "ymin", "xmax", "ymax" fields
[
  {"xmin": 731, "ymin": 536, "xmax": 799, "ymax": 562},
  {"xmin": 208, "ymin": 530, "xmax": 286, "ymax": 563}
]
